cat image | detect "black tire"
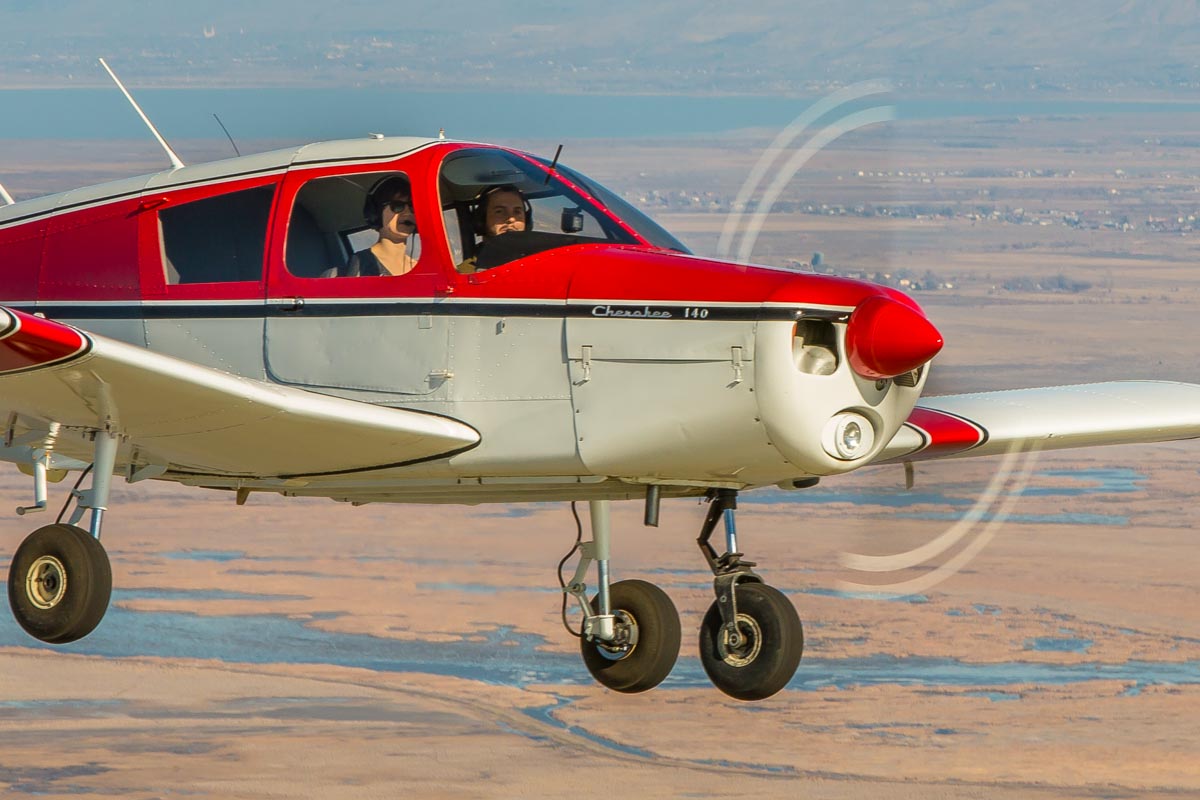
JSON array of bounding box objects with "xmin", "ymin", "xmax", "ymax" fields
[
  {"xmin": 7, "ymin": 524, "xmax": 112, "ymax": 644},
  {"xmin": 699, "ymin": 581, "xmax": 803, "ymax": 701},
  {"xmin": 580, "ymin": 579, "xmax": 681, "ymax": 693}
]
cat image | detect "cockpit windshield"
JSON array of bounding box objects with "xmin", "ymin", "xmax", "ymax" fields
[
  {"xmin": 439, "ymin": 147, "xmax": 690, "ymax": 272},
  {"xmin": 530, "ymin": 157, "xmax": 690, "ymax": 254}
]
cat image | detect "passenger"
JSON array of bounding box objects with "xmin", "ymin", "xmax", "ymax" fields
[
  {"xmin": 324, "ymin": 176, "xmax": 418, "ymax": 277},
  {"xmin": 457, "ymin": 184, "xmax": 530, "ymax": 273}
]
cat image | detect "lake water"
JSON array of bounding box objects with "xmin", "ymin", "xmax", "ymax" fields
[
  {"xmin": 5, "ymin": 89, "xmax": 1200, "ymax": 142},
  {"xmin": 1, "ymin": 602, "xmax": 1195, "ymax": 694},
  {"xmin": 743, "ymin": 468, "xmax": 1140, "ymax": 528}
]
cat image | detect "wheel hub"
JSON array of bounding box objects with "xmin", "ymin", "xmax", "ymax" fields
[
  {"xmin": 26, "ymin": 555, "xmax": 67, "ymax": 610},
  {"xmin": 593, "ymin": 609, "xmax": 639, "ymax": 661},
  {"xmin": 718, "ymin": 613, "xmax": 762, "ymax": 667}
]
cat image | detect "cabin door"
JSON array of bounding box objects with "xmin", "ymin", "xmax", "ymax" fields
[{"xmin": 262, "ymin": 168, "xmax": 451, "ymax": 399}]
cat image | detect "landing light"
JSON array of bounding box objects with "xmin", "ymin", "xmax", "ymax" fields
[{"xmin": 822, "ymin": 412, "xmax": 875, "ymax": 460}]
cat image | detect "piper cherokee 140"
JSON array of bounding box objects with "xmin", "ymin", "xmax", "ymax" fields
[{"xmin": 4, "ymin": 131, "xmax": 1200, "ymax": 701}]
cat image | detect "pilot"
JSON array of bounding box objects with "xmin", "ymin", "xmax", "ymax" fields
[
  {"xmin": 456, "ymin": 184, "xmax": 530, "ymax": 273},
  {"xmin": 324, "ymin": 175, "xmax": 418, "ymax": 277}
]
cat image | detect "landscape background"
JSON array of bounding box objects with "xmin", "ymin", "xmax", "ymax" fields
[
  {"xmin": 3, "ymin": 0, "xmax": 1200, "ymax": 95},
  {"xmin": 2, "ymin": 2, "xmax": 1200, "ymax": 797}
]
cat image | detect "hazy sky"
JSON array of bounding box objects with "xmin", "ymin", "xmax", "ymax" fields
[{"xmin": 4, "ymin": 1, "xmax": 1200, "ymax": 95}]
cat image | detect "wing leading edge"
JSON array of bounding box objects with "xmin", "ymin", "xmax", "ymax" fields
[
  {"xmin": 877, "ymin": 381, "xmax": 1200, "ymax": 463},
  {"xmin": 0, "ymin": 307, "xmax": 479, "ymax": 477}
]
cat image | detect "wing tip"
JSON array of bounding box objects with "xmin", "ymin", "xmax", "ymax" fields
[{"xmin": 0, "ymin": 306, "xmax": 92, "ymax": 376}]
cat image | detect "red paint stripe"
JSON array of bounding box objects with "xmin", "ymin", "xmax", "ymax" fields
[
  {"xmin": 0, "ymin": 309, "xmax": 16, "ymax": 340},
  {"xmin": 905, "ymin": 407, "xmax": 987, "ymax": 457},
  {"xmin": 0, "ymin": 308, "xmax": 90, "ymax": 374}
]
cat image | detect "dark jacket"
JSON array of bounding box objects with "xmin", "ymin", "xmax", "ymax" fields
[{"xmin": 321, "ymin": 249, "xmax": 385, "ymax": 278}]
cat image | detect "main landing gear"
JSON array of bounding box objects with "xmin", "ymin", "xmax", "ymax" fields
[
  {"xmin": 564, "ymin": 501, "xmax": 682, "ymax": 693},
  {"xmin": 563, "ymin": 490, "xmax": 803, "ymax": 700},
  {"xmin": 7, "ymin": 432, "xmax": 116, "ymax": 644}
]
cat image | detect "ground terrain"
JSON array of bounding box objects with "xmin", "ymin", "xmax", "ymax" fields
[{"xmin": 2, "ymin": 113, "xmax": 1200, "ymax": 797}]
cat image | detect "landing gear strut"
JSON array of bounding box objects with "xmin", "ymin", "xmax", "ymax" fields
[
  {"xmin": 696, "ymin": 489, "xmax": 803, "ymax": 700},
  {"xmin": 7, "ymin": 431, "xmax": 116, "ymax": 644},
  {"xmin": 565, "ymin": 500, "xmax": 681, "ymax": 693}
]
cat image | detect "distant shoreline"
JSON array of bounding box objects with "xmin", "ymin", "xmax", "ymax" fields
[
  {"xmin": 6, "ymin": 88, "xmax": 1200, "ymax": 142},
  {"xmin": 5, "ymin": 82, "xmax": 1200, "ymax": 104}
]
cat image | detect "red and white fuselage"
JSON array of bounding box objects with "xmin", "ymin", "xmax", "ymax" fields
[{"xmin": 3, "ymin": 137, "xmax": 1193, "ymax": 507}]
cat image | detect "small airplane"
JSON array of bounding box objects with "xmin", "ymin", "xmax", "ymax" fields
[{"xmin": 4, "ymin": 73, "xmax": 1200, "ymax": 702}]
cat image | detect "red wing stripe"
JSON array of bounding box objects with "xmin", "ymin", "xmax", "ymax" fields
[
  {"xmin": 904, "ymin": 407, "xmax": 988, "ymax": 457},
  {"xmin": 0, "ymin": 308, "xmax": 19, "ymax": 340},
  {"xmin": 0, "ymin": 308, "xmax": 92, "ymax": 375}
]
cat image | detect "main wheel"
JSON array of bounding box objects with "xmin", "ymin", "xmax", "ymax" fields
[
  {"xmin": 8, "ymin": 524, "xmax": 112, "ymax": 644},
  {"xmin": 699, "ymin": 581, "xmax": 803, "ymax": 701},
  {"xmin": 580, "ymin": 579, "xmax": 681, "ymax": 693}
]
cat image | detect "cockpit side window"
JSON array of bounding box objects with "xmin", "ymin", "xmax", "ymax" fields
[{"xmin": 284, "ymin": 171, "xmax": 421, "ymax": 278}]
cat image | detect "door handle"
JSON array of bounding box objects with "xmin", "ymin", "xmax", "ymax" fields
[{"xmin": 271, "ymin": 297, "xmax": 305, "ymax": 312}]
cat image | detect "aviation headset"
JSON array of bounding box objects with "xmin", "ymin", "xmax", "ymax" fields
[
  {"xmin": 470, "ymin": 184, "xmax": 534, "ymax": 236},
  {"xmin": 363, "ymin": 175, "xmax": 417, "ymax": 232}
]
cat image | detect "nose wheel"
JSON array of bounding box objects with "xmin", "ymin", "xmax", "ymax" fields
[{"xmin": 698, "ymin": 580, "xmax": 803, "ymax": 700}]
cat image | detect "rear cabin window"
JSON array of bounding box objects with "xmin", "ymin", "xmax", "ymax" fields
[{"xmin": 160, "ymin": 185, "xmax": 276, "ymax": 284}]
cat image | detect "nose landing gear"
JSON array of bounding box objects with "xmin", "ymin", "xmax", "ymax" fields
[{"xmin": 696, "ymin": 489, "xmax": 803, "ymax": 700}]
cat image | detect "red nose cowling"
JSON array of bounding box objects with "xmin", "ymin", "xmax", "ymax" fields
[{"xmin": 844, "ymin": 295, "xmax": 944, "ymax": 380}]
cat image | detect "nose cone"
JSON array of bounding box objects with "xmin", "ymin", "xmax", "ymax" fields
[{"xmin": 845, "ymin": 295, "xmax": 943, "ymax": 379}]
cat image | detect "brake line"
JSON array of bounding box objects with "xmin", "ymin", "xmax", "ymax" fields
[
  {"xmin": 556, "ymin": 501, "xmax": 584, "ymax": 638},
  {"xmin": 55, "ymin": 464, "xmax": 93, "ymax": 524}
]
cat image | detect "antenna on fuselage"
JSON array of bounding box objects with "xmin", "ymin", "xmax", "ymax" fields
[
  {"xmin": 212, "ymin": 113, "xmax": 241, "ymax": 157},
  {"xmin": 98, "ymin": 57, "xmax": 186, "ymax": 170},
  {"xmin": 0, "ymin": 182, "xmax": 14, "ymax": 206}
]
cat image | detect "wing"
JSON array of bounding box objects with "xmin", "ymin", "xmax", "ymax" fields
[
  {"xmin": 0, "ymin": 307, "xmax": 479, "ymax": 477},
  {"xmin": 876, "ymin": 381, "xmax": 1200, "ymax": 463}
]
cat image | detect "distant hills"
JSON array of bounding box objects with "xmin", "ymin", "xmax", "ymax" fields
[{"xmin": 3, "ymin": 0, "xmax": 1200, "ymax": 95}]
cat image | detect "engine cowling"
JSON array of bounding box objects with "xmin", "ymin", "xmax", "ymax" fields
[{"xmin": 756, "ymin": 283, "xmax": 941, "ymax": 477}]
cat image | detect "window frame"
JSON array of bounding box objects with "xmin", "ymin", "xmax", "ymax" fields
[
  {"xmin": 144, "ymin": 175, "xmax": 281, "ymax": 300},
  {"xmin": 265, "ymin": 146, "xmax": 452, "ymax": 299},
  {"xmin": 282, "ymin": 169, "xmax": 429, "ymax": 280}
]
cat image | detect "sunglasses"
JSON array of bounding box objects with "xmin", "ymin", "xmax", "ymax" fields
[{"xmin": 387, "ymin": 199, "xmax": 413, "ymax": 213}]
